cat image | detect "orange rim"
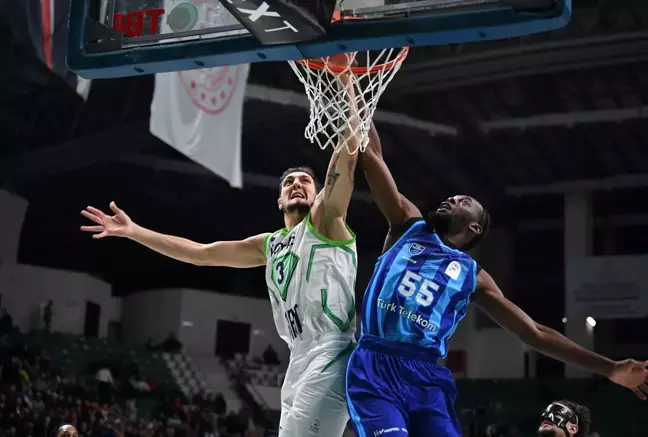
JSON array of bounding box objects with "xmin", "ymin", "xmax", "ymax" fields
[
  {"xmin": 297, "ymin": 47, "xmax": 409, "ymax": 75},
  {"xmin": 295, "ymin": 10, "xmax": 409, "ymax": 75}
]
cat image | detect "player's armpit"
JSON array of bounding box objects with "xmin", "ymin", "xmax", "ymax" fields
[
  {"xmin": 196, "ymin": 232, "xmax": 269, "ymax": 268},
  {"xmin": 360, "ymin": 123, "xmax": 421, "ymax": 227},
  {"xmin": 473, "ymin": 270, "xmax": 616, "ymax": 378}
]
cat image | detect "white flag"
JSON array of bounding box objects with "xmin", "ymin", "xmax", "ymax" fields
[
  {"xmin": 76, "ymin": 77, "xmax": 92, "ymax": 101},
  {"xmin": 149, "ymin": 0, "xmax": 248, "ymax": 188},
  {"xmin": 150, "ymin": 65, "xmax": 249, "ymax": 188}
]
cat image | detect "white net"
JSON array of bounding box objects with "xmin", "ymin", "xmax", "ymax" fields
[{"xmin": 288, "ymin": 47, "xmax": 408, "ymax": 154}]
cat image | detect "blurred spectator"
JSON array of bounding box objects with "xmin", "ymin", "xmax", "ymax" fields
[
  {"xmin": 0, "ymin": 308, "xmax": 13, "ymax": 337},
  {"xmin": 43, "ymin": 302, "xmax": 53, "ymax": 332},
  {"xmin": 0, "ymin": 332, "xmax": 255, "ymax": 437},
  {"xmin": 262, "ymin": 346, "xmax": 279, "ymax": 366},
  {"xmin": 157, "ymin": 333, "xmax": 183, "ymax": 354},
  {"xmin": 95, "ymin": 367, "xmax": 114, "ymax": 404}
]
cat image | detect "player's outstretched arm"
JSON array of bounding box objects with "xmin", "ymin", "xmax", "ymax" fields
[
  {"xmin": 473, "ymin": 269, "xmax": 648, "ymax": 400},
  {"xmin": 80, "ymin": 202, "xmax": 268, "ymax": 268},
  {"xmin": 360, "ymin": 121, "xmax": 421, "ymax": 228},
  {"xmin": 311, "ymin": 73, "xmax": 359, "ymax": 240}
]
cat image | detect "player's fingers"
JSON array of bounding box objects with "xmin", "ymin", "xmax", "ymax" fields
[
  {"xmin": 81, "ymin": 210, "xmax": 103, "ymax": 224},
  {"xmin": 109, "ymin": 201, "xmax": 122, "ymax": 215},
  {"xmin": 92, "ymin": 231, "xmax": 108, "ymax": 239},
  {"xmin": 86, "ymin": 206, "xmax": 106, "ymax": 218},
  {"xmin": 80, "ymin": 226, "xmax": 104, "ymax": 232},
  {"xmin": 633, "ymin": 388, "xmax": 647, "ymax": 400}
]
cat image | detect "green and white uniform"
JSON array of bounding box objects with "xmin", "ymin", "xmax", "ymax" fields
[{"xmin": 264, "ymin": 213, "xmax": 357, "ymax": 437}]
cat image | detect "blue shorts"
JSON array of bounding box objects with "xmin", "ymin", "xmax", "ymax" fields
[{"xmin": 346, "ymin": 336, "xmax": 461, "ymax": 437}]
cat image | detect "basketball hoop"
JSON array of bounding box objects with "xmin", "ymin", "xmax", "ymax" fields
[{"xmin": 288, "ymin": 18, "xmax": 409, "ymax": 153}]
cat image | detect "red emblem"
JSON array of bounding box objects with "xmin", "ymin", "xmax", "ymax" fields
[
  {"xmin": 176, "ymin": 0, "xmax": 242, "ymax": 115},
  {"xmin": 179, "ymin": 65, "xmax": 242, "ymax": 115}
]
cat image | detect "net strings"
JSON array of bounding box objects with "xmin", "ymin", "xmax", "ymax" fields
[{"xmin": 289, "ymin": 48, "xmax": 406, "ymax": 154}]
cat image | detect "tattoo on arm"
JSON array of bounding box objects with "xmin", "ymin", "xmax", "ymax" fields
[{"xmin": 326, "ymin": 155, "xmax": 341, "ymax": 197}]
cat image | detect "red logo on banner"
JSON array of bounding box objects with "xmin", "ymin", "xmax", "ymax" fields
[
  {"xmin": 179, "ymin": 66, "xmax": 242, "ymax": 115},
  {"xmin": 175, "ymin": 1, "xmax": 243, "ymax": 114},
  {"xmin": 113, "ymin": 9, "xmax": 165, "ymax": 37}
]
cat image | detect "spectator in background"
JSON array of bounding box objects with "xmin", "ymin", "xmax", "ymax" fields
[
  {"xmin": 262, "ymin": 346, "xmax": 279, "ymax": 366},
  {"xmin": 213, "ymin": 393, "xmax": 226, "ymax": 416},
  {"xmin": 95, "ymin": 366, "xmax": 114, "ymax": 404},
  {"xmin": 0, "ymin": 308, "xmax": 13, "ymax": 337},
  {"xmin": 158, "ymin": 332, "xmax": 182, "ymax": 354},
  {"xmin": 43, "ymin": 301, "xmax": 53, "ymax": 332},
  {"xmin": 39, "ymin": 350, "xmax": 52, "ymax": 373}
]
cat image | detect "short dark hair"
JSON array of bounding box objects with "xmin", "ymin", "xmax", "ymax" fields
[
  {"xmin": 558, "ymin": 400, "xmax": 591, "ymax": 437},
  {"xmin": 279, "ymin": 166, "xmax": 321, "ymax": 192},
  {"xmin": 464, "ymin": 205, "xmax": 490, "ymax": 251}
]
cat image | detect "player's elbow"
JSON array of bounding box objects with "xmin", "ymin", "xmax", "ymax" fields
[
  {"xmin": 518, "ymin": 323, "xmax": 549, "ymax": 349},
  {"xmin": 192, "ymin": 243, "xmax": 221, "ymax": 266}
]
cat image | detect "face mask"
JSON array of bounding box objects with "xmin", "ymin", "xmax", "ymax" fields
[{"xmin": 540, "ymin": 403, "xmax": 578, "ymax": 436}]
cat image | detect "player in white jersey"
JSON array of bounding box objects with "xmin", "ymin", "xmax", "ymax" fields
[{"xmin": 80, "ymin": 74, "xmax": 361, "ymax": 437}]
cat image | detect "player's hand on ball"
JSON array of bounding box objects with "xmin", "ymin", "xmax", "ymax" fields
[
  {"xmin": 609, "ymin": 359, "xmax": 648, "ymax": 399},
  {"xmin": 80, "ymin": 201, "xmax": 134, "ymax": 239}
]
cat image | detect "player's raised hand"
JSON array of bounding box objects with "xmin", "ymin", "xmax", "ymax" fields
[
  {"xmin": 609, "ymin": 359, "xmax": 648, "ymax": 399},
  {"xmin": 80, "ymin": 201, "xmax": 134, "ymax": 239}
]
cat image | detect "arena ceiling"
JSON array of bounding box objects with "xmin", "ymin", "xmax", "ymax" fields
[{"xmin": 1, "ymin": 0, "xmax": 648, "ymax": 295}]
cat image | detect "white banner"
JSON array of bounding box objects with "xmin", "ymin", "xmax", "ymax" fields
[
  {"xmin": 149, "ymin": 0, "xmax": 248, "ymax": 188},
  {"xmin": 566, "ymin": 256, "xmax": 648, "ymax": 319}
]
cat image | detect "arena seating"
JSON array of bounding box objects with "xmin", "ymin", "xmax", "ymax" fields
[
  {"xmin": 19, "ymin": 331, "xmax": 174, "ymax": 385},
  {"xmin": 228, "ymin": 355, "xmax": 284, "ymax": 412},
  {"xmin": 0, "ymin": 329, "xmax": 259, "ymax": 437},
  {"xmin": 4, "ymin": 327, "xmax": 644, "ymax": 437},
  {"xmin": 163, "ymin": 352, "xmax": 207, "ymax": 396}
]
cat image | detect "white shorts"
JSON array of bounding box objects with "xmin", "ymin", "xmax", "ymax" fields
[{"xmin": 279, "ymin": 334, "xmax": 356, "ymax": 437}]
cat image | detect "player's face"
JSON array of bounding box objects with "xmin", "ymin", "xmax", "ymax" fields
[
  {"xmin": 436, "ymin": 195, "xmax": 480, "ymax": 218},
  {"xmin": 537, "ymin": 403, "xmax": 579, "ymax": 437},
  {"xmin": 278, "ymin": 171, "xmax": 317, "ymax": 214},
  {"xmin": 432, "ymin": 195, "xmax": 484, "ymax": 234},
  {"xmin": 538, "ymin": 420, "xmax": 579, "ymax": 437},
  {"xmin": 538, "ymin": 419, "xmax": 567, "ymax": 437}
]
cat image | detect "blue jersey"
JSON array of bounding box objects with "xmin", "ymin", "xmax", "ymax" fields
[{"xmin": 360, "ymin": 219, "xmax": 479, "ymax": 357}]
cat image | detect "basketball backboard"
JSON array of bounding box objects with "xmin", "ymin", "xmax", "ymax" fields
[{"xmin": 67, "ymin": 0, "xmax": 572, "ymax": 78}]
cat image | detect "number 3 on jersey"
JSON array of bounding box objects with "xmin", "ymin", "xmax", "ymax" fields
[
  {"xmin": 271, "ymin": 253, "xmax": 299, "ymax": 301},
  {"xmin": 398, "ymin": 270, "xmax": 439, "ymax": 307}
]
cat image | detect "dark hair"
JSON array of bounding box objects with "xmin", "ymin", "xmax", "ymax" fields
[
  {"xmin": 464, "ymin": 205, "xmax": 490, "ymax": 251},
  {"xmin": 558, "ymin": 400, "xmax": 591, "ymax": 437},
  {"xmin": 279, "ymin": 166, "xmax": 321, "ymax": 192}
]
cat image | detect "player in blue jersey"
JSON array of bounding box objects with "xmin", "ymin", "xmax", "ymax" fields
[{"xmin": 345, "ymin": 123, "xmax": 648, "ymax": 437}]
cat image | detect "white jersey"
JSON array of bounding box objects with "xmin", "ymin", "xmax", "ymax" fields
[{"xmin": 263, "ymin": 214, "xmax": 358, "ymax": 350}]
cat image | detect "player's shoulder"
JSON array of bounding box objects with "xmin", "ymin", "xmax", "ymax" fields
[
  {"xmin": 384, "ymin": 217, "xmax": 426, "ymax": 246},
  {"xmin": 264, "ymin": 227, "xmax": 296, "ymax": 256}
]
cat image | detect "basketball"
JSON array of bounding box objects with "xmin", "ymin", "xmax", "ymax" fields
[{"xmin": 326, "ymin": 53, "xmax": 354, "ymax": 70}]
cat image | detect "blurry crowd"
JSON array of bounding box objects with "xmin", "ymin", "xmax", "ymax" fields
[
  {"xmin": 459, "ymin": 403, "xmax": 519, "ymax": 437},
  {"xmin": 0, "ymin": 308, "xmax": 255, "ymax": 437}
]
